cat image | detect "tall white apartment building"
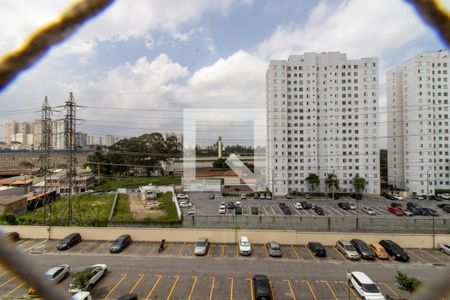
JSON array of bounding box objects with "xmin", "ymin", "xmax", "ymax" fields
[
  {"xmin": 266, "ymin": 52, "xmax": 380, "ymax": 196},
  {"xmin": 387, "ymin": 50, "xmax": 449, "ymax": 195}
]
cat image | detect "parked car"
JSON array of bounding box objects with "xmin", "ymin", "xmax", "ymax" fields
[
  {"xmin": 313, "ymin": 206, "xmax": 325, "ymax": 215},
  {"xmin": 307, "ymin": 242, "xmax": 326, "ymax": 257},
  {"xmin": 390, "ymin": 202, "xmax": 403, "ymax": 208},
  {"xmin": 338, "ymin": 202, "xmax": 350, "ymax": 210},
  {"xmin": 285, "ymin": 194, "xmax": 293, "ymax": 200},
  {"xmin": 437, "ymin": 204, "xmax": 450, "ymax": 213},
  {"xmin": 259, "ymin": 193, "xmax": 266, "ymax": 200},
  {"xmin": 45, "ymin": 264, "xmax": 70, "ymax": 283},
  {"xmin": 266, "ymin": 194, "xmax": 272, "ymax": 200},
  {"xmin": 418, "ymin": 207, "xmax": 431, "ymax": 216},
  {"xmin": 240, "ymin": 194, "xmax": 246, "ymax": 200},
  {"xmin": 347, "ymin": 271, "xmax": 385, "ymax": 300},
  {"xmin": 438, "ymin": 193, "xmax": 450, "ymax": 200},
  {"xmin": 293, "ymin": 202, "xmax": 303, "ymax": 209},
  {"xmin": 392, "ymin": 195, "xmax": 404, "ymax": 201},
  {"xmin": 194, "ymin": 238, "xmax": 209, "ymax": 256},
  {"xmin": 379, "ymin": 240, "xmax": 409, "ymax": 262},
  {"xmin": 218, "ymin": 206, "xmax": 226, "ymax": 214},
  {"xmin": 351, "ymin": 193, "xmax": 362, "ymax": 200},
  {"xmin": 336, "ymin": 240, "xmax": 360, "ymax": 260},
  {"xmin": 253, "ymin": 194, "xmax": 259, "ymax": 200},
  {"xmin": 252, "ymin": 274, "xmax": 273, "ymax": 300},
  {"xmin": 179, "ymin": 201, "xmax": 192, "ymax": 208},
  {"xmin": 69, "ymin": 264, "xmax": 107, "ymax": 293},
  {"xmin": 4, "ymin": 231, "xmax": 20, "ymax": 242},
  {"xmin": 117, "ymin": 293, "xmax": 138, "ymax": 300},
  {"xmin": 227, "ymin": 201, "xmax": 235, "ymax": 209},
  {"xmin": 301, "ymin": 201, "xmax": 312, "ymax": 209},
  {"xmin": 185, "ymin": 211, "xmax": 195, "ymax": 216},
  {"xmin": 71, "ymin": 292, "xmax": 92, "ymax": 300},
  {"xmin": 407, "ymin": 206, "xmax": 421, "ymax": 215},
  {"xmin": 110, "ymin": 234, "xmax": 132, "ymax": 253},
  {"xmin": 400, "ymin": 208, "xmax": 414, "ymax": 217},
  {"xmin": 413, "ymin": 195, "xmax": 425, "ymax": 200},
  {"xmin": 347, "ymin": 202, "xmax": 356, "ymax": 210},
  {"xmin": 251, "ymin": 206, "xmax": 259, "ymax": 215},
  {"xmin": 362, "ymin": 206, "xmax": 376, "ymax": 216},
  {"xmin": 350, "ymin": 239, "xmax": 375, "ymax": 260},
  {"xmin": 235, "ymin": 206, "xmax": 242, "ymax": 215},
  {"xmin": 423, "ymin": 207, "xmax": 439, "ymax": 216},
  {"xmin": 235, "ymin": 201, "xmax": 241, "ymax": 207},
  {"xmin": 279, "ymin": 203, "xmax": 292, "ymax": 215},
  {"xmin": 209, "ymin": 194, "xmax": 215, "ymax": 200},
  {"xmin": 266, "ymin": 241, "xmax": 282, "ymax": 257},
  {"xmin": 239, "ymin": 236, "xmax": 252, "ymax": 256},
  {"xmin": 304, "ymin": 194, "xmax": 311, "ymax": 199},
  {"xmin": 369, "ymin": 243, "xmax": 389, "ymax": 260},
  {"xmin": 438, "ymin": 243, "xmax": 450, "ymax": 256},
  {"xmin": 387, "ymin": 207, "xmax": 404, "ymax": 216},
  {"xmin": 177, "ymin": 193, "xmax": 189, "ymax": 199},
  {"xmin": 57, "ymin": 233, "xmax": 81, "ymax": 250}
]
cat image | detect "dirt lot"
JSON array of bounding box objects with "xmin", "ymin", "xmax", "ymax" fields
[{"xmin": 128, "ymin": 193, "xmax": 164, "ymax": 219}]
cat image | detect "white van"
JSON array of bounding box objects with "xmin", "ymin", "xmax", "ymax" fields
[
  {"xmin": 72, "ymin": 292, "xmax": 92, "ymax": 300},
  {"xmin": 239, "ymin": 236, "xmax": 252, "ymax": 256},
  {"xmin": 347, "ymin": 271, "xmax": 385, "ymax": 300}
]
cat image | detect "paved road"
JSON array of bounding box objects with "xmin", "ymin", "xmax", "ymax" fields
[{"xmin": 2, "ymin": 239, "xmax": 450, "ymax": 299}]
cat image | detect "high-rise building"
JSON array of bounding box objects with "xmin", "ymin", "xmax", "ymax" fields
[
  {"xmin": 52, "ymin": 119, "xmax": 66, "ymax": 150},
  {"xmin": 32, "ymin": 119, "xmax": 43, "ymax": 148},
  {"xmin": 387, "ymin": 50, "xmax": 449, "ymax": 195},
  {"xmin": 105, "ymin": 134, "xmax": 117, "ymax": 147},
  {"xmin": 4, "ymin": 121, "xmax": 17, "ymax": 145},
  {"xmin": 87, "ymin": 135, "xmax": 95, "ymax": 145},
  {"xmin": 266, "ymin": 52, "xmax": 380, "ymax": 196}
]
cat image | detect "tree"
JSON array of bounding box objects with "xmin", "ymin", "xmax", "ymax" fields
[
  {"xmin": 324, "ymin": 173, "xmax": 339, "ymax": 198},
  {"xmin": 70, "ymin": 271, "xmax": 92, "ymax": 290},
  {"xmin": 305, "ymin": 173, "xmax": 320, "ymax": 193},
  {"xmin": 395, "ymin": 271, "xmax": 421, "ymax": 295},
  {"xmin": 213, "ymin": 158, "xmax": 229, "ymax": 169},
  {"xmin": 86, "ymin": 145, "xmax": 111, "ymax": 175},
  {"xmin": 352, "ymin": 175, "xmax": 367, "ymax": 193},
  {"xmin": 19, "ymin": 160, "xmax": 34, "ymax": 169}
]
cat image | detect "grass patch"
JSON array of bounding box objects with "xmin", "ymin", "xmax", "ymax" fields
[
  {"xmin": 111, "ymin": 194, "xmax": 133, "ymax": 221},
  {"xmin": 94, "ymin": 176, "xmax": 181, "ymax": 191},
  {"xmin": 143, "ymin": 192, "xmax": 180, "ymax": 223},
  {"xmin": 18, "ymin": 194, "xmax": 114, "ymax": 226}
]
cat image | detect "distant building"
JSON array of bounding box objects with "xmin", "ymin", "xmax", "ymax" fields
[
  {"xmin": 5, "ymin": 121, "xmax": 17, "ymax": 145},
  {"xmin": 0, "ymin": 195, "xmax": 27, "ymax": 214},
  {"xmin": 87, "ymin": 135, "xmax": 95, "ymax": 145},
  {"xmin": 139, "ymin": 184, "xmax": 159, "ymax": 200},
  {"xmin": 387, "ymin": 50, "xmax": 449, "ymax": 195},
  {"xmin": 217, "ymin": 136, "xmax": 223, "ymax": 158},
  {"xmin": 105, "ymin": 134, "xmax": 118, "ymax": 147}
]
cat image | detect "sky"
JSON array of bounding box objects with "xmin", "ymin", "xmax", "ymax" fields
[{"xmin": 0, "ymin": 0, "xmax": 449, "ymax": 148}]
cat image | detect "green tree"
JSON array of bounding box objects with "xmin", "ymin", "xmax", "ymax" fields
[
  {"xmin": 325, "ymin": 173, "xmax": 339, "ymax": 198},
  {"xmin": 19, "ymin": 160, "xmax": 34, "ymax": 169},
  {"xmin": 395, "ymin": 271, "xmax": 421, "ymax": 295},
  {"xmin": 305, "ymin": 173, "xmax": 320, "ymax": 193},
  {"xmin": 70, "ymin": 271, "xmax": 92, "ymax": 290},
  {"xmin": 352, "ymin": 175, "xmax": 367, "ymax": 193},
  {"xmin": 213, "ymin": 158, "xmax": 229, "ymax": 169},
  {"xmin": 0, "ymin": 214, "xmax": 18, "ymax": 225},
  {"xmin": 86, "ymin": 145, "xmax": 111, "ymax": 175}
]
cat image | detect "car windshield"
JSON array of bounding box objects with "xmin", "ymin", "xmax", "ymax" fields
[
  {"xmin": 196, "ymin": 241, "xmax": 206, "ymax": 247},
  {"xmin": 362, "ymin": 283, "xmax": 380, "ymax": 293},
  {"xmin": 241, "ymin": 241, "xmax": 250, "ymax": 247},
  {"xmin": 270, "ymin": 244, "xmax": 280, "ymax": 250},
  {"xmin": 344, "ymin": 245, "xmax": 355, "ymax": 251}
]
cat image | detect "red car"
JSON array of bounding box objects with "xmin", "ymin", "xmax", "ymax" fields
[
  {"xmin": 390, "ymin": 202, "xmax": 403, "ymax": 208},
  {"xmin": 388, "ymin": 207, "xmax": 404, "ymax": 216}
]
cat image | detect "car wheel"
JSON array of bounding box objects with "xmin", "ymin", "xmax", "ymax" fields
[{"xmin": 348, "ymin": 280, "xmax": 353, "ymax": 288}]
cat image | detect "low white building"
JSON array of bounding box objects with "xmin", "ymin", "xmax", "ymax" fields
[{"xmin": 139, "ymin": 184, "xmax": 159, "ymax": 200}]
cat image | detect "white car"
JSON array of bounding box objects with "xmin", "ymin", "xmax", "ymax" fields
[
  {"xmin": 347, "ymin": 271, "xmax": 385, "ymax": 300},
  {"xmin": 440, "ymin": 193, "xmax": 450, "ymax": 200},
  {"xmin": 438, "ymin": 243, "xmax": 450, "ymax": 255},
  {"xmin": 71, "ymin": 292, "xmax": 92, "ymax": 300},
  {"xmin": 218, "ymin": 206, "xmax": 226, "ymax": 214},
  {"xmin": 185, "ymin": 211, "xmax": 195, "ymax": 216},
  {"xmin": 294, "ymin": 203, "xmax": 303, "ymax": 210},
  {"xmin": 45, "ymin": 264, "xmax": 70, "ymax": 283},
  {"xmin": 179, "ymin": 201, "xmax": 192, "ymax": 208},
  {"xmin": 69, "ymin": 264, "xmax": 107, "ymax": 294},
  {"xmin": 239, "ymin": 236, "xmax": 252, "ymax": 256},
  {"xmin": 393, "ymin": 195, "xmax": 404, "ymax": 201},
  {"xmin": 362, "ymin": 206, "xmax": 376, "ymax": 216},
  {"xmin": 240, "ymin": 194, "xmax": 246, "ymax": 200},
  {"xmin": 347, "ymin": 202, "xmax": 356, "ymax": 210},
  {"xmin": 177, "ymin": 193, "xmax": 189, "ymax": 200},
  {"xmin": 235, "ymin": 201, "xmax": 241, "ymax": 207}
]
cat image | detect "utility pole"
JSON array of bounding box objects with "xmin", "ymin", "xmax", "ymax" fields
[
  {"xmin": 65, "ymin": 92, "xmax": 77, "ymax": 226},
  {"xmin": 38, "ymin": 96, "xmax": 52, "ymax": 224},
  {"xmin": 426, "ymin": 169, "xmax": 429, "ymax": 201}
]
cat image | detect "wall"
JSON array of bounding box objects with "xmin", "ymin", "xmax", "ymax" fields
[{"xmin": 1, "ymin": 225, "xmax": 449, "ymax": 249}]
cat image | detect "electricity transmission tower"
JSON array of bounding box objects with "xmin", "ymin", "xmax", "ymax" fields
[{"xmin": 65, "ymin": 92, "xmax": 78, "ymax": 225}]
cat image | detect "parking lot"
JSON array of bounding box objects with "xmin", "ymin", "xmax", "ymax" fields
[
  {"xmin": 3, "ymin": 238, "xmax": 450, "ymax": 299},
  {"xmin": 181, "ymin": 192, "xmax": 450, "ymax": 218}
]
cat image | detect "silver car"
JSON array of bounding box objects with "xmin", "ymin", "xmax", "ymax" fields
[
  {"xmin": 362, "ymin": 206, "xmax": 376, "ymax": 216},
  {"xmin": 194, "ymin": 238, "xmax": 209, "ymax": 256},
  {"xmin": 439, "ymin": 243, "xmax": 450, "ymax": 256},
  {"xmin": 336, "ymin": 240, "xmax": 360, "ymax": 260},
  {"xmin": 267, "ymin": 241, "xmax": 282, "ymax": 257},
  {"xmin": 45, "ymin": 264, "xmax": 70, "ymax": 283}
]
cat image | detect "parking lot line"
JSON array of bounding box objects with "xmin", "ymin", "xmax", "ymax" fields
[
  {"xmin": 80, "ymin": 240, "xmax": 96, "ymax": 252},
  {"xmin": 222, "ymin": 243, "xmax": 226, "ymax": 257},
  {"xmin": 209, "ymin": 277, "xmax": 215, "ymax": 300},
  {"xmin": 177, "ymin": 242, "xmax": 185, "ymax": 256},
  {"xmin": 284, "ymin": 279, "xmax": 296, "ymax": 300},
  {"xmin": 166, "ymin": 275, "xmax": 179, "ymax": 300},
  {"xmin": 104, "ymin": 273, "xmax": 127, "ymax": 300},
  {"xmin": 304, "ymin": 246, "xmax": 316, "ymax": 260},
  {"xmin": 290, "ymin": 245, "xmax": 301, "ymax": 260},
  {"xmin": 380, "ymin": 282, "xmax": 399, "ymax": 297},
  {"xmin": 164, "ymin": 242, "xmax": 172, "ymax": 256},
  {"xmin": 333, "ymin": 247, "xmax": 347, "ymax": 260},
  {"xmin": 145, "ymin": 275, "xmax": 161, "ymax": 300},
  {"xmin": 236, "ymin": 244, "xmax": 239, "ymax": 257},
  {"xmin": 4, "ymin": 281, "xmax": 24, "ymax": 297},
  {"xmin": 321, "ymin": 280, "xmax": 338, "ymax": 300},
  {"xmin": 0, "ymin": 271, "xmax": 9, "ymax": 277},
  {"xmin": 302, "ymin": 280, "xmax": 317, "ymax": 300},
  {"xmin": 187, "ymin": 276, "xmax": 197, "ymax": 300},
  {"xmin": 129, "ymin": 274, "xmax": 145, "ymax": 293},
  {"xmin": 228, "ymin": 277, "xmax": 234, "ymax": 300},
  {"xmin": 269, "ymin": 280, "xmax": 276, "ymax": 300},
  {"xmin": 419, "ymin": 249, "xmax": 440, "ymax": 261},
  {"xmin": 262, "ymin": 206, "xmax": 270, "ymax": 216},
  {"xmin": 264, "ymin": 244, "xmax": 269, "ymax": 258},
  {"xmin": 0, "ymin": 276, "xmax": 16, "ymax": 289},
  {"xmin": 207, "ymin": 243, "xmax": 212, "ymax": 256},
  {"xmin": 340, "ymin": 281, "xmax": 358, "ymax": 299},
  {"xmin": 247, "ymin": 278, "xmax": 254, "ymax": 300}
]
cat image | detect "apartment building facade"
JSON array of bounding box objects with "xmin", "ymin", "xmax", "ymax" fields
[
  {"xmin": 266, "ymin": 52, "xmax": 380, "ymax": 196},
  {"xmin": 387, "ymin": 50, "xmax": 449, "ymax": 195}
]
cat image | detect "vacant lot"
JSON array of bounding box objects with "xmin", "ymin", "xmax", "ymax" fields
[{"xmin": 94, "ymin": 176, "xmax": 181, "ymax": 191}]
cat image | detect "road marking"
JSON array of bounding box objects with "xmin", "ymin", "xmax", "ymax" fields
[
  {"xmin": 166, "ymin": 275, "xmax": 179, "ymax": 300},
  {"xmin": 262, "ymin": 206, "xmax": 270, "ymax": 216},
  {"xmin": 321, "ymin": 280, "xmax": 338, "ymax": 300},
  {"xmin": 177, "ymin": 242, "xmax": 185, "ymax": 256},
  {"xmin": 419, "ymin": 249, "xmax": 440, "ymax": 261},
  {"xmin": 340, "ymin": 281, "xmax": 358, "ymax": 299},
  {"xmin": 104, "ymin": 273, "xmax": 127, "ymax": 299},
  {"xmin": 236, "ymin": 243, "xmax": 239, "ymax": 257},
  {"xmin": 304, "ymin": 245, "xmax": 315, "ymax": 260},
  {"xmin": 302, "ymin": 280, "xmax": 317, "ymax": 300},
  {"xmin": 228, "ymin": 277, "xmax": 234, "ymax": 300},
  {"xmin": 207, "ymin": 243, "xmax": 212, "ymax": 256},
  {"xmin": 284, "ymin": 279, "xmax": 296, "ymax": 300},
  {"xmin": 380, "ymin": 282, "xmax": 399, "ymax": 297},
  {"xmin": 264, "ymin": 244, "xmax": 269, "ymax": 259},
  {"xmin": 269, "ymin": 280, "xmax": 276, "ymax": 300},
  {"xmin": 187, "ymin": 276, "xmax": 197, "ymax": 300},
  {"xmin": 209, "ymin": 277, "xmax": 215, "ymax": 300},
  {"xmin": 4, "ymin": 281, "xmax": 24, "ymax": 297},
  {"xmin": 129, "ymin": 274, "xmax": 144, "ymax": 293},
  {"xmin": 164, "ymin": 242, "xmax": 172, "ymax": 256},
  {"xmin": 145, "ymin": 275, "xmax": 162, "ymax": 300},
  {"xmin": 24, "ymin": 239, "xmax": 47, "ymax": 252},
  {"xmin": 0, "ymin": 277, "xmax": 16, "ymax": 288},
  {"xmin": 0, "ymin": 271, "xmax": 9, "ymax": 277},
  {"xmin": 333, "ymin": 246, "xmax": 347, "ymax": 260},
  {"xmin": 247, "ymin": 278, "xmax": 254, "ymax": 300},
  {"xmin": 79, "ymin": 240, "xmax": 96, "ymax": 252},
  {"xmin": 291, "ymin": 245, "xmax": 301, "ymax": 260},
  {"xmin": 222, "ymin": 243, "xmax": 226, "ymax": 257}
]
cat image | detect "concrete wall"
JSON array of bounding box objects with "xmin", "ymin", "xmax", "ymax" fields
[{"xmin": 1, "ymin": 225, "xmax": 449, "ymax": 249}]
